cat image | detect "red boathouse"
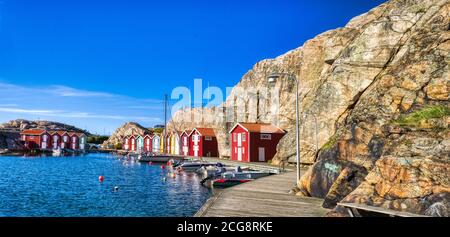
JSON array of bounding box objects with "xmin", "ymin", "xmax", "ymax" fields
[
  {"xmin": 69, "ymin": 132, "xmax": 79, "ymax": 150},
  {"xmin": 129, "ymin": 135, "xmax": 137, "ymax": 151},
  {"xmin": 59, "ymin": 131, "xmax": 70, "ymax": 149},
  {"xmin": 50, "ymin": 131, "xmax": 61, "ymax": 149},
  {"xmin": 144, "ymin": 134, "xmax": 153, "ymax": 152},
  {"xmin": 180, "ymin": 130, "xmax": 191, "ymax": 156},
  {"xmin": 20, "ymin": 129, "xmax": 51, "ymax": 149},
  {"xmin": 188, "ymin": 128, "xmax": 218, "ymax": 157},
  {"xmin": 229, "ymin": 123, "xmax": 285, "ymax": 162},
  {"xmin": 123, "ymin": 136, "xmax": 131, "ymax": 150}
]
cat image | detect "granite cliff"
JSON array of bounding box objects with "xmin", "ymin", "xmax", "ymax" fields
[{"xmin": 168, "ymin": 0, "xmax": 450, "ymax": 216}]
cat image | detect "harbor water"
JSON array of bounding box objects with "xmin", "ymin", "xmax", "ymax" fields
[{"xmin": 0, "ymin": 153, "xmax": 212, "ymax": 217}]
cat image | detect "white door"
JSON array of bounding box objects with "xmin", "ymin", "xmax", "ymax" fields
[
  {"xmin": 194, "ymin": 147, "xmax": 198, "ymax": 157},
  {"xmin": 258, "ymin": 147, "xmax": 265, "ymax": 161},
  {"xmin": 237, "ymin": 147, "xmax": 242, "ymax": 161},
  {"xmin": 41, "ymin": 135, "xmax": 48, "ymax": 149},
  {"xmin": 237, "ymin": 133, "xmax": 242, "ymax": 146}
]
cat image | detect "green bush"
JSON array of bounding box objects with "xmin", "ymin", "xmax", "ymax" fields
[{"xmin": 87, "ymin": 135, "xmax": 110, "ymax": 144}]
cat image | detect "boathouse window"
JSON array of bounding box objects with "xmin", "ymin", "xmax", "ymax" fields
[
  {"xmin": 233, "ymin": 133, "xmax": 237, "ymax": 142},
  {"xmin": 260, "ymin": 134, "xmax": 271, "ymax": 140},
  {"xmin": 205, "ymin": 136, "xmax": 212, "ymax": 141},
  {"xmin": 242, "ymin": 133, "xmax": 246, "ymax": 142}
]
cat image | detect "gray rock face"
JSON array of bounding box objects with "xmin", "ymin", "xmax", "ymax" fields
[{"xmin": 0, "ymin": 119, "xmax": 90, "ymax": 134}]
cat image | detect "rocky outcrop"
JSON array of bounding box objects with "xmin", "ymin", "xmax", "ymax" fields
[
  {"xmin": 169, "ymin": 0, "xmax": 450, "ymax": 216},
  {"xmin": 0, "ymin": 119, "xmax": 90, "ymax": 134},
  {"xmin": 298, "ymin": 0, "xmax": 450, "ymax": 216},
  {"xmin": 102, "ymin": 122, "xmax": 152, "ymax": 148},
  {"xmin": 0, "ymin": 131, "xmax": 24, "ymax": 150}
]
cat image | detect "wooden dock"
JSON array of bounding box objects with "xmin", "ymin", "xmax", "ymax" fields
[
  {"xmin": 195, "ymin": 171, "xmax": 328, "ymax": 217},
  {"xmin": 193, "ymin": 156, "xmax": 295, "ymax": 173}
]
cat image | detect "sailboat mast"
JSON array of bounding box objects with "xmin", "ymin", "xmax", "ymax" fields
[{"xmin": 164, "ymin": 94, "xmax": 168, "ymax": 153}]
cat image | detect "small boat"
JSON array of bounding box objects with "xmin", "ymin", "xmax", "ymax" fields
[
  {"xmin": 175, "ymin": 160, "xmax": 214, "ymax": 172},
  {"xmin": 52, "ymin": 148, "xmax": 63, "ymax": 156},
  {"xmin": 210, "ymin": 171, "xmax": 273, "ymax": 188},
  {"xmin": 211, "ymin": 178, "xmax": 252, "ymax": 188},
  {"xmin": 138, "ymin": 154, "xmax": 178, "ymax": 163},
  {"xmin": 197, "ymin": 164, "xmax": 233, "ymax": 178}
]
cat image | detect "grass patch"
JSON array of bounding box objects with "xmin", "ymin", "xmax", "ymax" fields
[
  {"xmin": 322, "ymin": 133, "xmax": 339, "ymax": 151},
  {"xmin": 393, "ymin": 105, "xmax": 450, "ymax": 127}
]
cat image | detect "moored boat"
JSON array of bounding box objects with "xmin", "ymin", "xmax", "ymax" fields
[
  {"xmin": 52, "ymin": 148, "xmax": 62, "ymax": 156},
  {"xmin": 175, "ymin": 160, "xmax": 214, "ymax": 172},
  {"xmin": 210, "ymin": 171, "xmax": 273, "ymax": 188},
  {"xmin": 212, "ymin": 178, "xmax": 252, "ymax": 188}
]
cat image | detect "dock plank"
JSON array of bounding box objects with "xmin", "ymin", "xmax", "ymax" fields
[{"xmin": 195, "ymin": 171, "xmax": 328, "ymax": 217}]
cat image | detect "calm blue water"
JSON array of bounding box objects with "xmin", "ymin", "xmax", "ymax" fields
[{"xmin": 0, "ymin": 153, "xmax": 212, "ymax": 217}]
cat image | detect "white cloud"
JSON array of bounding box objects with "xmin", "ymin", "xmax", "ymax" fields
[
  {"xmin": 0, "ymin": 106, "xmax": 161, "ymax": 122},
  {"xmin": 0, "ymin": 107, "xmax": 61, "ymax": 114},
  {"xmin": 49, "ymin": 85, "xmax": 115, "ymax": 97}
]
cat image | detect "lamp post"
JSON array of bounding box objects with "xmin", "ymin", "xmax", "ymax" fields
[{"xmin": 267, "ymin": 72, "xmax": 301, "ymax": 183}]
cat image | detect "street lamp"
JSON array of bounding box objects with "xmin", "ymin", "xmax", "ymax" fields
[{"xmin": 267, "ymin": 72, "xmax": 301, "ymax": 183}]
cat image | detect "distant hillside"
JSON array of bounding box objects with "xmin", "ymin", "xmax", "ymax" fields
[
  {"xmin": 102, "ymin": 122, "xmax": 153, "ymax": 148},
  {"xmin": 0, "ymin": 119, "xmax": 91, "ymax": 135}
]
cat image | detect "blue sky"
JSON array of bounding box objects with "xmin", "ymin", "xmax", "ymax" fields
[{"xmin": 0, "ymin": 0, "xmax": 386, "ymax": 135}]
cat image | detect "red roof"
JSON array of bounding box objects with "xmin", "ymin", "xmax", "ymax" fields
[
  {"xmin": 190, "ymin": 128, "xmax": 216, "ymax": 137},
  {"xmin": 20, "ymin": 129, "xmax": 46, "ymax": 135},
  {"xmin": 230, "ymin": 123, "xmax": 285, "ymax": 134},
  {"xmin": 144, "ymin": 134, "xmax": 153, "ymax": 138},
  {"xmin": 57, "ymin": 131, "xmax": 69, "ymax": 136},
  {"xmin": 180, "ymin": 129, "xmax": 191, "ymax": 136}
]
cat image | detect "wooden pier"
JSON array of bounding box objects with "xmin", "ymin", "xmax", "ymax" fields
[
  {"xmin": 195, "ymin": 171, "xmax": 328, "ymax": 217},
  {"xmin": 192, "ymin": 156, "xmax": 295, "ymax": 173}
]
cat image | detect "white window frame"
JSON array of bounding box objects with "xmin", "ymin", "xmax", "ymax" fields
[
  {"xmin": 241, "ymin": 133, "xmax": 246, "ymax": 142},
  {"xmin": 205, "ymin": 136, "xmax": 212, "ymax": 141}
]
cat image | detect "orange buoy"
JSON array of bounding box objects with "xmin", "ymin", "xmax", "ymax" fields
[
  {"xmin": 161, "ymin": 165, "xmax": 165, "ymax": 169},
  {"xmin": 98, "ymin": 175, "xmax": 104, "ymax": 182}
]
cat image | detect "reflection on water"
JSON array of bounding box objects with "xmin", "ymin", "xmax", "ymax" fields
[{"xmin": 0, "ymin": 153, "xmax": 212, "ymax": 217}]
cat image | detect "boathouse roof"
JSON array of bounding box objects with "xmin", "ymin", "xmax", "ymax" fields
[
  {"xmin": 229, "ymin": 123, "xmax": 285, "ymax": 134},
  {"xmin": 20, "ymin": 129, "xmax": 47, "ymax": 135},
  {"xmin": 189, "ymin": 128, "xmax": 215, "ymax": 137}
]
